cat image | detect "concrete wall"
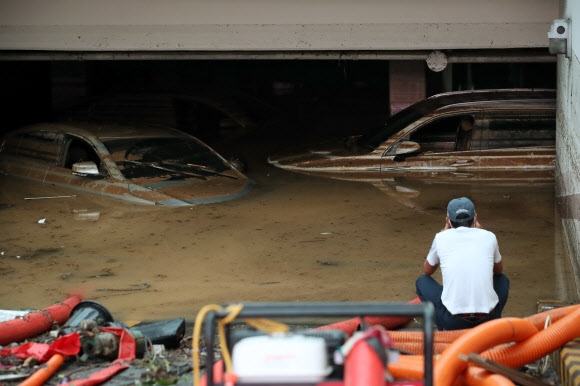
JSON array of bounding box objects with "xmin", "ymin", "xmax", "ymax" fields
[
  {"xmin": 556, "ymin": 0, "xmax": 580, "ymax": 299},
  {"xmin": 0, "ymin": 0, "xmax": 558, "ymax": 52}
]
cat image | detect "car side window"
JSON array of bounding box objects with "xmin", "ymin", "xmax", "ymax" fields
[
  {"xmin": 408, "ymin": 115, "xmax": 476, "ymax": 153},
  {"xmin": 3, "ymin": 131, "xmax": 61, "ymax": 165},
  {"xmin": 480, "ymin": 112, "xmax": 556, "ymax": 149},
  {"xmin": 64, "ymin": 137, "xmax": 102, "ymax": 170}
]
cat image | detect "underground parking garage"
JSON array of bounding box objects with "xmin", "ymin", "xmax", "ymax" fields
[{"xmin": 2, "ymin": 1, "xmax": 580, "ymax": 385}]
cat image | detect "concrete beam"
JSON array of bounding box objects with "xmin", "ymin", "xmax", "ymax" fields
[
  {"xmin": 0, "ymin": 0, "xmax": 559, "ymax": 52},
  {"xmin": 0, "ymin": 23, "xmax": 555, "ymax": 52}
]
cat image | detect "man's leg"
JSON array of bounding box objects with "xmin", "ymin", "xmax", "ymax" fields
[
  {"xmin": 416, "ymin": 275, "xmax": 447, "ymax": 329},
  {"xmin": 492, "ymin": 273, "xmax": 510, "ymax": 318},
  {"xmin": 416, "ymin": 275, "xmax": 442, "ymax": 305}
]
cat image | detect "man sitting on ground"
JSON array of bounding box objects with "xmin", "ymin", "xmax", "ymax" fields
[{"xmin": 415, "ymin": 197, "xmax": 510, "ymax": 330}]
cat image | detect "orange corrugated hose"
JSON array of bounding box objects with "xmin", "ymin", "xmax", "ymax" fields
[
  {"xmin": 390, "ymin": 329, "xmax": 465, "ymax": 344},
  {"xmin": 393, "ymin": 341, "xmax": 450, "ymax": 355},
  {"xmin": 388, "ymin": 303, "xmax": 580, "ymax": 350},
  {"xmin": 460, "ymin": 366, "xmax": 515, "ymax": 386},
  {"xmin": 390, "ymin": 360, "xmax": 501, "ymax": 386},
  {"xmin": 434, "ymin": 318, "xmax": 538, "ymax": 386},
  {"xmin": 388, "ymin": 304, "xmax": 580, "ymax": 385},
  {"xmin": 387, "ymin": 354, "xmax": 426, "ymax": 379},
  {"xmin": 481, "ymin": 304, "xmax": 580, "ymax": 369},
  {"xmin": 456, "ymin": 309, "xmax": 580, "ymax": 386},
  {"xmin": 524, "ymin": 304, "xmax": 580, "ymax": 330}
]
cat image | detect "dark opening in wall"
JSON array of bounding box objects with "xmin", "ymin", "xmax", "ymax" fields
[{"xmin": 1, "ymin": 59, "xmax": 557, "ymax": 138}]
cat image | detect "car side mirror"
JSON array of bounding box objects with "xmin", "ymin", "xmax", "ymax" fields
[
  {"xmin": 72, "ymin": 161, "xmax": 100, "ymax": 176},
  {"xmin": 395, "ymin": 141, "xmax": 421, "ymax": 155}
]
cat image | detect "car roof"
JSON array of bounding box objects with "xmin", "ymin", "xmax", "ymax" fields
[
  {"xmin": 357, "ymin": 88, "xmax": 556, "ymax": 148},
  {"xmin": 427, "ymin": 88, "xmax": 556, "ymax": 101},
  {"xmin": 422, "ymin": 88, "xmax": 556, "ymax": 112},
  {"xmin": 7, "ymin": 121, "xmax": 190, "ymax": 141}
]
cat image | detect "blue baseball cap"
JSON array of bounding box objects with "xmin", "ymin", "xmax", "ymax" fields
[{"xmin": 447, "ymin": 197, "xmax": 475, "ymax": 222}]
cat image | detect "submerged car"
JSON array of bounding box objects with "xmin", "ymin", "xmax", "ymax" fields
[
  {"xmin": 0, "ymin": 122, "xmax": 253, "ymax": 206},
  {"xmin": 268, "ymin": 89, "xmax": 556, "ymax": 182}
]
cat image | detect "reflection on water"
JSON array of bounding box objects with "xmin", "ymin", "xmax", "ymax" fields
[{"xmin": 0, "ymin": 169, "xmax": 577, "ymax": 323}]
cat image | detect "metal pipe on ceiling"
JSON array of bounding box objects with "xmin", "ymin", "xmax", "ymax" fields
[{"xmin": 0, "ymin": 49, "xmax": 555, "ymax": 62}]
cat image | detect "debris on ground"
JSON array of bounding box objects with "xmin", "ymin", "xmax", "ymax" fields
[{"xmin": 1, "ymin": 296, "xmax": 577, "ymax": 386}]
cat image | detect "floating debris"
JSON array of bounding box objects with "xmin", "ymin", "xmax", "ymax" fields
[
  {"xmin": 25, "ymin": 195, "xmax": 77, "ymax": 200},
  {"xmin": 96, "ymin": 283, "xmax": 151, "ymax": 292}
]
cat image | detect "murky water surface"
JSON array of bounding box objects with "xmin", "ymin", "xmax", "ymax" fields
[{"xmin": 0, "ymin": 146, "xmax": 577, "ymax": 324}]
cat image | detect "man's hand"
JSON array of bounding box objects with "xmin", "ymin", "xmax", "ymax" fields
[
  {"xmin": 474, "ymin": 214, "xmax": 482, "ymax": 228},
  {"xmin": 441, "ymin": 217, "xmax": 452, "ymax": 232}
]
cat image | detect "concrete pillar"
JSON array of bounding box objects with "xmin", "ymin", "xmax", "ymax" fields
[{"xmin": 388, "ymin": 61, "xmax": 426, "ymax": 116}]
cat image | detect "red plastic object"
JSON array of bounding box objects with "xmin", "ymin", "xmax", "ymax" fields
[
  {"xmin": 344, "ymin": 338, "xmax": 386, "ymax": 386},
  {"xmin": 58, "ymin": 326, "xmax": 137, "ymax": 386},
  {"xmin": 0, "ymin": 333, "xmax": 81, "ymax": 362}
]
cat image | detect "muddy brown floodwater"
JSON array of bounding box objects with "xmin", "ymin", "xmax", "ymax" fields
[{"xmin": 0, "ymin": 142, "xmax": 578, "ymax": 326}]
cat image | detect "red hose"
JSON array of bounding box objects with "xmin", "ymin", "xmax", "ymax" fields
[{"xmin": 0, "ymin": 294, "xmax": 83, "ymax": 346}]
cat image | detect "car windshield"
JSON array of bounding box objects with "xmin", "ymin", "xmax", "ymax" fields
[
  {"xmin": 355, "ymin": 97, "xmax": 445, "ymax": 149},
  {"xmin": 103, "ymin": 137, "xmax": 233, "ymax": 180}
]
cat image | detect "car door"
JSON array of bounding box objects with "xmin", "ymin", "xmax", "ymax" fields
[
  {"xmin": 476, "ymin": 108, "xmax": 556, "ymax": 170},
  {"xmin": 380, "ymin": 111, "xmax": 484, "ymax": 175},
  {"xmin": 42, "ymin": 133, "xmax": 113, "ymax": 193}
]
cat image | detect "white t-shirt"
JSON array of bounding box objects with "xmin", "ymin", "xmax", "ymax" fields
[{"xmin": 426, "ymin": 227, "xmax": 502, "ymax": 315}]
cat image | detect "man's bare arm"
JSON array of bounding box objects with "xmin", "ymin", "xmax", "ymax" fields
[
  {"xmin": 493, "ymin": 261, "xmax": 503, "ymax": 275},
  {"xmin": 424, "ymin": 260, "xmax": 439, "ymax": 276}
]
